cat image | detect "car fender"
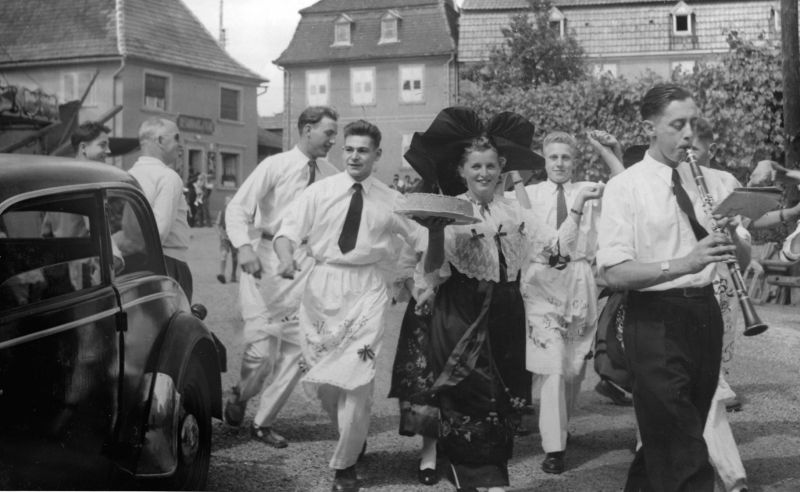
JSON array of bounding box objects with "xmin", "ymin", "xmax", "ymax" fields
[{"xmin": 135, "ymin": 312, "xmax": 224, "ymax": 477}]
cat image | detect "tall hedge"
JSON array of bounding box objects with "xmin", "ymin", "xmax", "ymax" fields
[{"xmin": 460, "ymin": 33, "xmax": 785, "ymax": 185}]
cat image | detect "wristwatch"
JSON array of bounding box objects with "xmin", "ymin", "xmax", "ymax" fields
[{"xmin": 660, "ymin": 261, "xmax": 670, "ymax": 274}]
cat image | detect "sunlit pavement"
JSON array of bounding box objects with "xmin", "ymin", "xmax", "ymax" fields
[{"xmin": 186, "ymin": 227, "xmax": 800, "ymax": 491}]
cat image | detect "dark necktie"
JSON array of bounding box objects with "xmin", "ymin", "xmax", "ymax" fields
[
  {"xmin": 556, "ymin": 183, "xmax": 567, "ymax": 228},
  {"xmin": 338, "ymin": 183, "xmax": 363, "ymax": 254},
  {"xmin": 307, "ymin": 160, "xmax": 317, "ymax": 186},
  {"xmin": 671, "ymin": 169, "xmax": 708, "ymax": 240}
]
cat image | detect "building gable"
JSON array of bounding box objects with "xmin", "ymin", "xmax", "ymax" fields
[
  {"xmin": 0, "ymin": 0, "xmax": 264, "ymax": 82},
  {"xmin": 276, "ymin": 0, "xmax": 457, "ymax": 66}
]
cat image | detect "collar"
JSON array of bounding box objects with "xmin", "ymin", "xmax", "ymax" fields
[
  {"xmin": 342, "ymin": 172, "xmax": 375, "ymax": 194},
  {"xmin": 134, "ymin": 156, "xmax": 168, "ymax": 167},
  {"xmin": 544, "ymin": 179, "xmax": 574, "ymax": 193},
  {"xmin": 640, "ymin": 151, "xmax": 675, "ymax": 187},
  {"xmin": 290, "ymin": 146, "xmax": 315, "ymax": 164}
]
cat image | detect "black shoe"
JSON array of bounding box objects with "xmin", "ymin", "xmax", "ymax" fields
[
  {"xmin": 541, "ymin": 451, "xmax": 565, "ymax": 474},
  {"xmin": 223, "ymin": 387, "xmax": 245, "ymax": 427},
  {"xmin": 332, "ymin": 466, "xmax": 359, "ymax": 492},
  {"xmin": 595, "ymin": 379, "xmax": 633, "ymax": 406},
  {"xmin": 417, "ymin": 460, "xmax": 438, "ymax": 485},
  {"xmin": 726, "ymin": 397, "xmax": 743, "ymax": 412},
  {"xmin": 357, "ymin": 441, "xmax": 366, "ymax": 462},
  {"xmin": 251, "ymin": 426, "xmax": 288, "ymax": 448},
  {"xmin": 216, "ymin": 274, "xmax": 226, "ymax": 284}
]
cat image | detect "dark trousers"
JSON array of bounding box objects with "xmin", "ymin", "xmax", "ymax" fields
[
  {"xmin": 623, "ymin": 287, "xmax": 722, "ymax": 492},
  {"xmin": 165, "ymin": 255, "xmax": 193, "ymax": 303}
]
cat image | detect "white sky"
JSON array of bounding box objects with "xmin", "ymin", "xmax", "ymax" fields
[
  {"xmin": 182, "ymin": 0, "xmax": 319, "ymax": 117},
  {"xmin": 182, "ymin": 0, "xmax": 463, "ymax": 117}
]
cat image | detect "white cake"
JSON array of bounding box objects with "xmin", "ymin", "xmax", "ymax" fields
[{"xmin": 394, "ymin": 193, "xmax": 478, "ymax": 224}]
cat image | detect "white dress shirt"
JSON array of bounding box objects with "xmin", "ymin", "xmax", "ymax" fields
[
  {"xmin": 511, "ymin": 180, "xmax": 600, "ymax": 263},
  {"xmin": 275, "ymin": 172, "xmax": 426, "ymax": 265},
  {"xmin": 128, "ymin": 156, "xmax": 190, "ymax": 261},
  {"xmin": 226, "ymin": 146, "xmax": 338, "ymax": 249},
  {"xmin": 597, "ymin": 152, "xmax": 743, "ymax": 290}
]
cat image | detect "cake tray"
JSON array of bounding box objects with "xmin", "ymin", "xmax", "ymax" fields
[{"xmin": 394, "ymin": 208, "xmax": 480, "ymax": 225}]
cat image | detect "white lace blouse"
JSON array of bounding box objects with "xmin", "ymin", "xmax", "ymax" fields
[{"xmin": 427, "ymin": 195, "xmax": 578, "ymax": 285}]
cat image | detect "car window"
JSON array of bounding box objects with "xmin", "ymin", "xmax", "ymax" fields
[
  {"xmin": 107, "ymin": 191, "xmax": 161, "ymax": 276},
  {"xmin": 0, "ymin": 193, "xmax": 103, "ymax": 310}
]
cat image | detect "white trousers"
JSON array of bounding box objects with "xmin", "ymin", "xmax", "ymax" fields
[
  {"xmin": 533, "ymin": 362, "xmax": 587, "ymax": 453},
  {"xmin": 243, "ymin": 337, "xmax": 303, "ymax": 428},
  {"xmin": 317, "ymin": 381, "xmax": 373, "ymax": 470}
]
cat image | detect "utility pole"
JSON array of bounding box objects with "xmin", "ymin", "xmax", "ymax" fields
[
  {"xmin": 219, "ymin": 0, "xmax": 227, "ymax": 49},
  {"xmin": 781, "ymin": 0, "xmax": 799, "ymax": 169}
]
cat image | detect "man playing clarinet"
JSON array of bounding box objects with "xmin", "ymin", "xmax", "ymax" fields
[{"xmin": 596, "ymin": 83, "xmax": 750, "ymax": 491}]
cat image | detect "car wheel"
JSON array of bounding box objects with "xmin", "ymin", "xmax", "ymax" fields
[{"xmin": 169, "ymin": 356, "xmax": 211, "ymax": 490}]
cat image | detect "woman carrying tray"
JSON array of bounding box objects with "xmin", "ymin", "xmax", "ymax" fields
[{"xmin": 407, "ymin": 108, "xmax": 602, "ymax": 492}]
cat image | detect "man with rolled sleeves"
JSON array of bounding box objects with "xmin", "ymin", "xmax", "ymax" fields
[{"xmin": 223, "ymin": 106, "xmax": 339, "ymax": 447}]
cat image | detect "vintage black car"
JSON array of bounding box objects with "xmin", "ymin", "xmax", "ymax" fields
[{"xmin": 0, "ymin": 154, "xmax": 226, "ymax": 489}]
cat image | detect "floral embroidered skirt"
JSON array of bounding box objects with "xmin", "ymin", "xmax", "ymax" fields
[
  {"xmin": 428, "ymin": 268, "xmax": 531, "ymax": 488},
  {"xmin": 388, "ymin": 298, "xmax": 440, "ymax": 439}
]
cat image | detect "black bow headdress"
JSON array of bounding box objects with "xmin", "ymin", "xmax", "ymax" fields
[{"xmin": 403, "ymin": 106, "xmax": 544, "ymax": 196}]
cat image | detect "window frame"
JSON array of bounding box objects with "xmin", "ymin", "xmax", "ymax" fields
[
  {"xmin": 350, "ymin": 66, "xmax": 376, "ymax": 106},
  {"xmin": 104, "ymin": 187, "xmax": 165, "ymax": 279},
  {"xmin": 0, "ymin": 189, "xmax": 109, "ymax": 311},
  {"xmin": 333, "ymin": 15, "xmax": 353, "ymax": 46},
  {"xmin": 143, "ymin": 70, "xmax": 171, "ymax": 112},
  {"xmin": 398, "ymin": 64, "xmax": 425, "ymax": 104},
  {"xmin": 60, "ymin": 71, "xmax": 98, "ymax": 107},
  {"xmin": 219, "ymin": 84, "xmax": 243, "ymax": 123},
  {"xmin": 671, "ymin": 1, "xmax": 694, "ymax": 36},
  {"xmin": 306, "ymin": 69, "xmax": 331, "ymax": 106},
  {"xmin": 379, "ymin": 12, "xmax": 400, "ymax": 44},
  {"xmin": 219, "ymin": 148, "xmax": 244, "ymax": 189}
]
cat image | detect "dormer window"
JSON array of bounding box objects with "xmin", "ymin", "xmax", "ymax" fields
[
  {"xmin": 333, "ymin": 14, "xmax": 353, "ymax": 46},
  {"xmin": 380, "ymin": 10, "xmax": 401, "ymax": 44},
  {"xmin": 671, "ymin": 1, "xmax": 694, "ymax": 36},
  {"xmin": 549, "ymin": 7, "xmax": 565, "ymax": 38}
]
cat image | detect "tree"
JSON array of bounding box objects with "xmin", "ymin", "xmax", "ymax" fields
[{"xmin": 463, "ymin": 0, "xmax": 585, "ymax": 91}]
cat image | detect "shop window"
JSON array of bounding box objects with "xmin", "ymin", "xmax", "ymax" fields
[
  {"xmin": 221, "ymin": 152, "xmax": 240, "ymax": 188},
  {"xmin": 144, "ymin": 72, "xmax": 169, "ymax": 111}
]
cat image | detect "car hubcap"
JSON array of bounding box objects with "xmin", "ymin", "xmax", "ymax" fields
[{"xmin": 180, "ymin": 412, "xmax": 199, "ymax": 464}]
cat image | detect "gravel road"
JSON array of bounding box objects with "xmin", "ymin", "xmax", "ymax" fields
[{"xmin": 185, "ymin": 227, "xmax": 800, "ymax": 492}]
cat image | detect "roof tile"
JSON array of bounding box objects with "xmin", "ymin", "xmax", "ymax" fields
[
  {"xmin": 0, "ymin": 0, "xmax": 264, "ymax": 81},
  {"xmin": 277, "ymin": 1, "xmax": 457, "ymax": 65}
]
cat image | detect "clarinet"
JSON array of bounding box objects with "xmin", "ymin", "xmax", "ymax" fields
[{"xmin": 685, "ymin": 149, "xmax": 768, "ymax": 336}]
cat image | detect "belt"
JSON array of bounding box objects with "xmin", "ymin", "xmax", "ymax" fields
[
  {"xmin": 633, "ymin": 285, "xmax": 714, "ymax": 298},
  {"xmin": 262, "ymin": 232, "xmax": 307, "ymax": 245}
]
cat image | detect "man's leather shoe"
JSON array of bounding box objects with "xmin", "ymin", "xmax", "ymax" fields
[
  {"xmin": 595, "ymin": 379, "xmax": 633, "ymax": 406},
  {"xmin": 251, "ymin": 426, "xmax": 288, "ymax": 448},
  {"xmin": 357, "ymin": 441, "xmax": 366, "ymax": 462},
  {"xmin": 332, "ymin": 466, "xmax": 359, "ymax": 492},
  {"xmin": 223, "ymin": 387, "xmax": 245, "ymax": 427},
  {"xmin": 541, "ymin": 451, "xmax": 565, "ymax": 474},
  {"xmin": 726, "ymin": 397, "xmax": 743, "ymax": 412},
  {"xmin": 417, "ymin": 460, "xmax": 439, "ymax": 485}
]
